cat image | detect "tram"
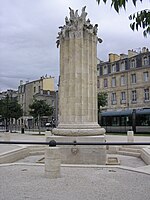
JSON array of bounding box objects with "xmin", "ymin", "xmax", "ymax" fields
[{"xmin": 100, "ymin": 108, "xmax": 150, "ymax": 133}]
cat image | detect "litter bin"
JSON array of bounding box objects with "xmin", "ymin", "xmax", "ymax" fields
[{"xmin": 21, "ymin": 128, "xmax": 24, "ymax": 134}]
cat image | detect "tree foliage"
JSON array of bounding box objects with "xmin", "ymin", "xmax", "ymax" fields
[
  {"xmin": 129, "ymin": 9, "xmax": 150, "ymax": 37},
  {"xmin": 98, "ymin": 92, "xmax": 108, "ymax": 113},
  {"xmin": 96, "ymin": 0, "xmax": 150, "ymax": 37},
  {"xmin": 0, "ymin": 96, "xmax": 23, "ymax": 120},
  {"xmin": 29, "ymin": 99, "xmax": 53, "ymax": 119}
]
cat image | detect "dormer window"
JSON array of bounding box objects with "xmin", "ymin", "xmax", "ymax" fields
[
  {"xmin": 103, "ymin": 65, "xmax": 108, "ymax": 75},
  {"xmin": 120, "ymin": 61, "xmax": 125, "ymax": 71},
  {"xmin": 130, "ymin": 59, "xmax": 136, "ymax": 68},
  {"xmin": 111, "ymin": 63, "xmax": 116, "ymax": 73},
  {"xmin": 143, "ymin": 56, "xmax": 148, "ymax": 66}
]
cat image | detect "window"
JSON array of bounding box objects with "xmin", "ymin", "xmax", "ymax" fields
[
  {"xmin": 121, "ymin": 92, "xmax": 126, "ymax": 100},
  {"xmin": 112, "ymin": 63, "xmax": 116, "ymax": 73},
  {"xmin": 97, "ymin": 79, "xmax": 100, "ymax": 88},
  {"xmin": 120, "ymin": 75, "xmax": 126, "ymax": 86},
  {"xmin": 131, "ymin": 74, "xmax": 136, "ymax": 84},
  {"xmin": 52, "ymin": 100, "xmax": 54, "ymax": 106},
  {"xmin": 111, "ymin": 92, "xmax": 117, "ymax": 104},
  {"xmin": 120, "ymin": 61, "xmax": 125, "ymax": 71},
  {"xmin": 34, "ymin": 86, "xmax": 36, "ymax": 93},
  {"xmin": 112, "ymin": 117, "xmax": 120, "ymax": 126},
  {"xmin": 112, "ymin": 77, "xmax": 116, "ymax": 87},
  {"xmin": 47, "ymin": 90, "xmax": 50, "ymax": 95},
  {"xmin": 97, "ymin": 66, "xmax": 100, "ymax": 76},
  {"xmin": 130, "ymin": 59, "xmax": 136, "ymax": 68},
  {"xmin": 104, "ymin": 79, "xmax": 108, "ymax": 88},
  {"xmin": 143, "ymin": 56, "xmax": 148, "ymax": 66},
  {"xmin": 103, "ymin": 65, "xmax": 108, "ymax": 75},
  {"xmin": 143, "ymin": 71, "xmax": 149, "ymax": 82},
  {"xmin": 144, "ymin": 88, "xmax": 149, "ymax": 101},
  {"xmin": 38, "ymin": 86, "xmax": 41, "ymax": 93},
  {"xmin": 131, "ymin": 90, "xmax": 137, "ymax": 102}
]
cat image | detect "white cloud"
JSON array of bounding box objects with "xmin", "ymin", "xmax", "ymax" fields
[{"xmin": 0, "ymin": 0, "xmax": 149, "ymax": 91}]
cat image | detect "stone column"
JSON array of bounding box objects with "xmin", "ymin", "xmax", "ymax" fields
[{"xmin": 53, "ymin": 7, "xmax": 105, "ymax": 136}]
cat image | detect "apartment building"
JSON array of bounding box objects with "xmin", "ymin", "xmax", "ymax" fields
[
  {"xmin": 0, "ymin": 89, "xmax": 18, "ymax": 100},
  {"xmin": 97, "ymin": 47, "xmax": 150, "ymax": 111},
  {"xmin": 18, "ymin": 76, "xmax": 57, "ymax": 127}
]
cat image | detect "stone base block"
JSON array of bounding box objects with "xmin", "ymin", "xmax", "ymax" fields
[
  {"xmin": 52, "ymin": 127, "xmax": 105, "ymax": 136},
  {"xmin": 46, "ymin": 135, "xmax": 106, "ymax": 165}
]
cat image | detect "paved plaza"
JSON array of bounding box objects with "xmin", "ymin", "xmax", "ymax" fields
[{"xmin": 0, "ymin": 132, "xmax": 150, "ymax": 200}]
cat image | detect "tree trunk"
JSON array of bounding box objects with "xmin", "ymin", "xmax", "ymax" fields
[
  {"xmin": 9, "ymin": 118, "xmax": 13, "ymax": 133},
  {"xmin": 38, "ymin": 114, "xmax": 41, "ymax": 134}
]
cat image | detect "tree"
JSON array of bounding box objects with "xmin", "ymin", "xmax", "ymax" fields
[
  {"xmin": 96, "ymin": 0, "xmax": 150, "ymax": 37},
  {"xmin": 0, "ymin": 95, "xmax": 23, "ymax": 132},
  {"xmin": 98, "ymin": 92, "xmax": 108, "ymax": 124},
  {"xmin": 98, "ymin": 92, "xmax": 108, "ymax": 113},
  {"xmin": 29, "ymin": 99, "xmax": 53, "ymax": 134}
]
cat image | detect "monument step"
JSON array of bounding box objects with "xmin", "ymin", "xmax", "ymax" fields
[
  {"xmin": 117, "ymin": 150, "xmax": 141, "ymax": 157},
  {"xmin": 119, "ymin": 147, "xmax": 141, "ymax": 153}
]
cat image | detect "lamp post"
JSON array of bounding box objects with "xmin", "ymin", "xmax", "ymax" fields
[
  {"xmin": 6, "ymin": 94, "xmax": 9, "ymax": 132},
  {"xmin": 132, "ymin": 109, "xmax": 136, "ymax": 134}
]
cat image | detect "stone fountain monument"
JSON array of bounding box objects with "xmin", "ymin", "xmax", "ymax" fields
[{"xmin": 47, "ymin": 7, "xmax": 106, "ymax": 164}]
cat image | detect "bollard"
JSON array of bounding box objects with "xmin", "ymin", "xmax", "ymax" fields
[
  {"xmin": 45, "ymin": 130, "xmax": 52, "ymax": 138},
  {"xmin": 127, "ymin": 131, "xmax": 134, "ymax": 143},
  {"xmin": 45, "ymin": 147, "xmax": 61, "ymax": 178},
  {"xmin": 4, "ymin": 132, "xmax": 10, "ymax": 141}
]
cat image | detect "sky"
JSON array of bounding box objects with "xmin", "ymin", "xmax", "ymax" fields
[{"xmin": 0, "ymin": 0, "xmax": 150, "ymax": 91}]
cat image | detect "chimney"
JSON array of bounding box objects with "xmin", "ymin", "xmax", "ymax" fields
[{"xmin": 20, "ymin": 80, "xmax": 23, "ymax": 85}]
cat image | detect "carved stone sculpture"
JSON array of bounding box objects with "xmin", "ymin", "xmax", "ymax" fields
[{"xmin": 56, "ymin": 6, "xmax": 102, "ymax": 47}]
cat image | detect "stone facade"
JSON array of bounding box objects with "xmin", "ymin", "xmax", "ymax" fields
[
  {"xmin": 18, "ymin": 76, "xmax": 55, "ymax": 115},
  {"xmin": 18, "ymin": 76, "xmax": 57, "ymax": 127},
  {"xmin": 97, "ymin": 47, "xmax": 150, "ymax": 111}
]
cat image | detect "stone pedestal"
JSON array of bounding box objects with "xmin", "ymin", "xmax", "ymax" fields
[{"xmin": 46, "ymin": 135, "xmax": 106, "ymax": 165}]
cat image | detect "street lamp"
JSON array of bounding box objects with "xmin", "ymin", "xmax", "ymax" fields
[
  {"xmin": 132, "ymin": 109, "xmax": 136, "ymax": 134},
  {"xmin": 6, "ymin": 94, "xmax": 9, "ymax": 132}
]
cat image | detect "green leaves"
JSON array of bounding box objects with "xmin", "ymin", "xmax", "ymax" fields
[
  {"xmin": 98, "ymin": 92, "xmax": 108, "ymax": 112},
  {"xmin": 96, "ymin": 0, "xmax": 149, "ymax": 37},
  {"xmin": 0, "ymin": 97, "xmax": 23, "ymax": 120},
  {"xmin": 96, "ymin": 0, "xmax": 142, "ymax": 10},
  {"xmin": 29, "ymin": 99, "xmax": 53, "ymax": 119},
  {"xmin": 129, "ymin": 9, "xmax": 150, "ymax": 37}
]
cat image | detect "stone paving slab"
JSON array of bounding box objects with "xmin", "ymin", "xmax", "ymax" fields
[
  {"xmin": 0, "ymin": 144, "xmax": 21, "ymax": 154},
  {"xmin": 0, "ymin": 164, "xmax": 150, "ymax": 200}
]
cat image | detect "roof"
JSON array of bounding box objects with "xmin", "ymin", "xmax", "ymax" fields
[{"xmin": 101, "ymin": 108, "xmax": 150, "ymax": 116}]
